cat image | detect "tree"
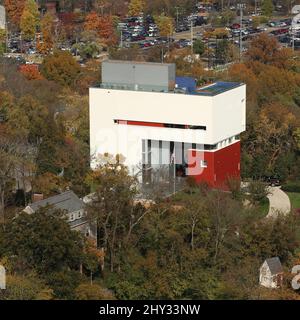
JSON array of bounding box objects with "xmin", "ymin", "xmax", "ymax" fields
[
  {"xmin": 0, "ymin": 29, "xmax": 6, "ymax": 56},
  {"xmin": 86, "ymin": 154, "xmax": 149, "ymax": 273},
  {"xmin": 247, "ymin": 180, "xmax": 269, "ymax": 204},
  {"xmin": 155, "ymin": 14, "xmax": 174, "ymax": 37},
  {"xmin": 4, "ymin": 0, "xmax": 26, "ymax": 26},
  {"xmin": 0, "ymin": 274, "xmax": 53, "ymax": 300},
  {"xmin": 215, "ymin": 39, "xmax": 236, "ymax": 64},
  {"xmin": 45, "ymin": 270, "xmax": 82, "ymax": 299},
  {"xmin": 247, "ymin": 33, "xmax": 293, "ymax": 67},
  {"xmin": 19, "ymin": 64, "xmax": 43, "ymax": 80},
  {"xmin": 193, "ymin": 39, "xmax": 205, "ymax": 56},
  {"xmin": 84, "ymin": 13, "xmax": 116, "ymax": 45},
  {"xmin": 227, "ymin": 63, "xmax": 259, "ymax": 105},
  {"xmin": 128, "ymin": 0, "xmax": 145, "ymax": 17},
  {"xmin": 31, "ymin": 172, "xmax": 67, "ymax": 196},
  {"xmin": 0, "ymin": 206, "xmax": 84, "ymax": 274},
  {"xmin": 0, "ymin": 136, "xmax": 30, "ymax": 224},
  {"xmin": 37, "ymin": 13, "xmax": 55, "ymax": 55},
  {"xmin": 72, "ymin": 31, "xmax": 102, "ymax": 60},
  {"xmin": 243, "ymin": 102, "xmax": 298, "ymax": 177},
  {"xmin": 97, "ymin": 15, "xmax": 116, "ymax": 44},
  {"xmin": 261, "ymin": 0, "xmax": 274, "ymax": 17},
  {"xmin": 41, "ymin": 50, "xmax": 81, "ymax": 87},
  {"xmin": 20, "ymin": 0, "xmax": 40, "ymax": 41},
  {"xmin": 75, "ymin": 283, "xmax": 115, "ymax": 300},
  {"xmin": 84, "ymin": 12, "xmax": 101, "ymax": 32}
]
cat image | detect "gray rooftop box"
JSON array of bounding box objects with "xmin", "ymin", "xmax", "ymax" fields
[{"xmin": 102, "ymin": 60, "xmax": 176, "ymax": 92}]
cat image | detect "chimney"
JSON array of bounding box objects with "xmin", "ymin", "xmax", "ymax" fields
[{"xmin": 32, "ymin": 193, "xmax": 44, "ymax": 203}]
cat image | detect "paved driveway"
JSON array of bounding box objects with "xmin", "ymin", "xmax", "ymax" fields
[{"xmin": 266, "ymin": 187, "xmax": 291, "ymax": 218}]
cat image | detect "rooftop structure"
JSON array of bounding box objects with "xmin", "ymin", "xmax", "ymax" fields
[{"xmin": 101, "ymin": 60, "xmax": 176, "ymax": 93}]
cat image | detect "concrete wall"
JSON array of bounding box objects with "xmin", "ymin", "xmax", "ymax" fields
[{"xmin": 212, "ymin": 84, "xmax": 246, "ymax": 143}]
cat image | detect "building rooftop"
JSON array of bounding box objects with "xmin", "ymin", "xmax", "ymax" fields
[
  {"xmin": 27, "ymin": 190, "xmax": 84, "ymax": 214},
  {"xmin": 103, "ymin": 60, "xmax": 175, "ymax": 67},
  {"xmin": 264, "ymin": 257, "xmax": 283, "ymax": 275},
  {"xmin": 191, "ymin": 82, "xmax": 243, "ymax": 96},
  {"xmin": 98, "ymin": 59, "xmax": 243, "ymax": 96},
  {"xmin": 97, "ymin": 81, "xmax": 243, "ymax": 96}
]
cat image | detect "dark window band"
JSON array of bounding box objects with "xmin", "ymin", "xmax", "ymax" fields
[{"xmin": 114, "ymin": 120, "xmax": 206, "ymax": 131}]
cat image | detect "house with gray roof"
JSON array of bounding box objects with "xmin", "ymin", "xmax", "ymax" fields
[
  {"xmin": 259, "ymin": 257, "xmax": 283, "ymax": 289},
  {"xmin": 24, "ymin": 190, "xmax": 97, "ymax": 241}
]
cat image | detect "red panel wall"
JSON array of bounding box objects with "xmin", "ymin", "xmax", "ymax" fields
[
  {"xmin": 187, "ymin": 141, "xmax": 241, "ymax": 189},
  {"xmin": 214, "ymin": 141, "xmax": 240, "ymax": 189},
  {"xmin": 187, "ymin": 149, "xmax": 215, "ymax": 185}
]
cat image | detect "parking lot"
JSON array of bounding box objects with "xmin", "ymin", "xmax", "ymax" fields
[{"xmin": 4, "ymin": 3, "xmax": 300, "ymax": 67}]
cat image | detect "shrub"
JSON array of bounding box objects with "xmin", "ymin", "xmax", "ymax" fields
[
  {"xmin": 226, "ymin": 176, "xmax": 242, "ymax": 200},
  {"xmin": 247, "ymin": 180, "xmax": 269, "ymax": 204},
  {"xmin": 281, "ymin": 182, "xmax": 300, "ymax": 193}
]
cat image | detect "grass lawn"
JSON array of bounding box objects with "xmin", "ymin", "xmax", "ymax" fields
[
  {"xmin": 255, "ymin": 197, "xmax": 270, "ymax": 219},
  {"xmin": 287, "ymin": 192, "xmax": 300, "ymax": 210}
]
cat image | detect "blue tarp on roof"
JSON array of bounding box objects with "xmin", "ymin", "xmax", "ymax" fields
[{"xmin": 175, "ymin": 77, "xmax": 196, "ymax": 93}]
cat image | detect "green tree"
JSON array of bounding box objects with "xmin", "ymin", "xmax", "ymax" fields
[
  {"xmin": 0, "ymin": 206, "xmax": 84, "ymax": 274},
  {"xmin": 46, "ymin": 270, "xmax": 82, "ymax": 300},
  {"xmin": 193, "ymin": 39, "xmax": 205, "ymax": 56},
  {"xmin": 261, "ymin": 0, "xmax": 274, "ymax": 17},
  {"xmin": 72, "ymin": 31, "xmax": 102, "ymax": 60},
  {"xmin": 86, "ymin": 154, "xmax": 149, "ymax": 273},
  {"xmin": 247, "ymin": 180, "xmax": 269, "ymax": 204}
]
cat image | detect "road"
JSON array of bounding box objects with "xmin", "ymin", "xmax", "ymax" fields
[{"xmin": 266, "ymin": 187, "xmax": 291, "ymax": 218}]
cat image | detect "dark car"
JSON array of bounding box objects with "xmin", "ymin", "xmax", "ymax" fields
[
  {"xmin": 231, "ymin": 23, "xmax": 241, "ymax": 29},
  {"xmin": 264, "ymin": 176, "xmax": 281, "ymax": 187}
]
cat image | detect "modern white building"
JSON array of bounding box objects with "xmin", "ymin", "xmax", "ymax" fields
[{"xmin": 90, "ymin": 60, "xmax": 246, "ymax": 189}]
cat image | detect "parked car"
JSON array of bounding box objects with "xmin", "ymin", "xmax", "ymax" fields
[
  {"xmin": 263, "ymin": 176, "xmax": 281, "ymax": 187},
  {"xmin": 231, "ymin": 23, "xmax": 241, "ymax": 29}
]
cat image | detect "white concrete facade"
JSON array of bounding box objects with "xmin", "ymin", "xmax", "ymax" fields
[{"xmin": 89, "ymin": 84, "xmax": 246, "ymax": 173}]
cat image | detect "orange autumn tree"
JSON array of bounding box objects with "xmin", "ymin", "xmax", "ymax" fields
[
  {"xmin": 84, "ymin": 12, "xmax": 100, "ymax": 32},
  {"xmin": 246, "ymin": 32, "xmax": 294, "ymax": 70},
  {"xmin": 84, "ymin": 12, "xmax": 117, "ymax": 46},
  {"xmin": 4, "ymin": 0, "xmax": 26, "ymax": 26},
  {"xmin": 19, "ymin": 64, "xmax": 43, "ymax": 80}
]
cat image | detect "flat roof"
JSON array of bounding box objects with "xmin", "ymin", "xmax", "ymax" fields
[
  {"xmin": 94, "ymin": 81, "xmax": 244, "ymax": 96},
  {"xmin": 103, "ymin": 60, "xmax": 175, "ymax": 67},
  {"xmin": 191, "ymin": 82, "xmax": 243, "ymax": 96}
]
